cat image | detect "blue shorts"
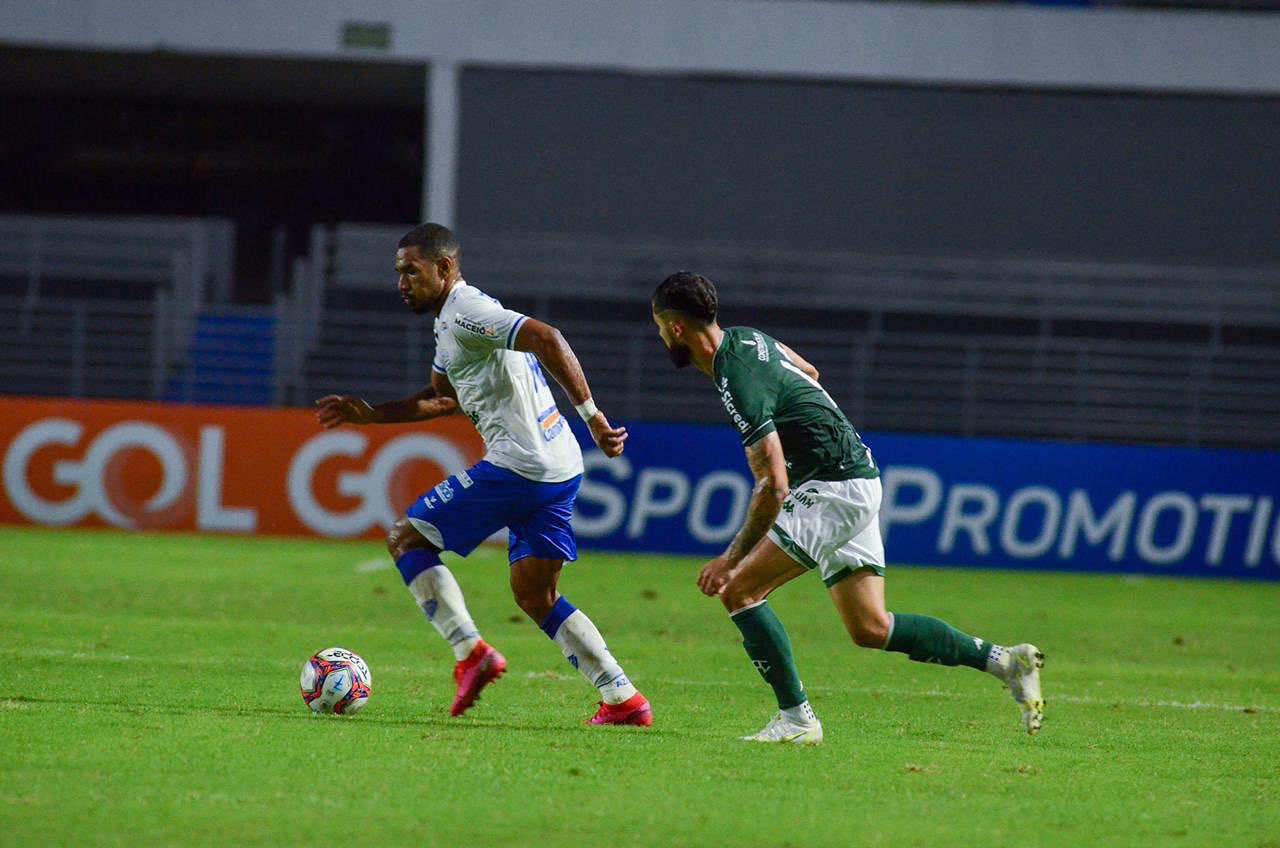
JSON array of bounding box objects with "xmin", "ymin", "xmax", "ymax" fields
[{"xmin": 405, "ymin": 460, "xmax": 580, "ymax": 564}]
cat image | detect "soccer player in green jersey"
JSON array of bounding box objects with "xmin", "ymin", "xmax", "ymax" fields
[{"xmin": 651, "ymin": 271, "xmax": 1044, "ymax": 744}]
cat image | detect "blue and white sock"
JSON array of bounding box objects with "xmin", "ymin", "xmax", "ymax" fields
[
  {"xmin": 397, "ymin": 550, "xmax": 480, "ymax": 662},
  {"xmin": 540, "ymin": 596, "xmax": 638, "ymax": 705}
]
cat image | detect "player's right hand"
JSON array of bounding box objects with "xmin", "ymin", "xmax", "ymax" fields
[
  {"xmin": 314, "ymin": 395, "xmax": 375, "ymax": 428},
  {"xmin": 696, "ymin": 555, "xmax": 735, "ymax": 596},
  {"xmin": 587, "ymin": 412, "xmax": 628, "ymax": 458}
]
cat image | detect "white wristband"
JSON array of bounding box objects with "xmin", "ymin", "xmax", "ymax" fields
[{"xmin": 574, "ymin": 398, "xmax": 599, "ymax": 422}]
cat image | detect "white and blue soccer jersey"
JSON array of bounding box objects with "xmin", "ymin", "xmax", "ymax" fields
[{"xmin": 431, "ymin": 280, "xmax": 583, "ymax": 484}]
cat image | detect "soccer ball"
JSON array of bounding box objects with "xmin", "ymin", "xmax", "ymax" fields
[{"xmin": 300, "ymin": 647, "xmax": 372, "ymax": 715}]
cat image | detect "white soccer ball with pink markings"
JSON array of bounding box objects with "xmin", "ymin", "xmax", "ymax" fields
[{"xmin": 300, "ymin": 647, "xmax": 372, "ymax": 715}]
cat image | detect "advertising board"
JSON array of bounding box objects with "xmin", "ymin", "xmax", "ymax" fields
[{"xmin": 3, "ymin": 399, "xmax": 1276, "ymax": 578}]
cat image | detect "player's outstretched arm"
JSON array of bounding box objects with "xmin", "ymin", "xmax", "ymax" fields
[
  {"xmin": 697, "ymin": 432, "xmax": 791, "ymax": 595},
  {"xmin": 514, "ymin": 318, "xmax": 628, "ymax": 457},
  {"xmin": 777, "ymin": 342, "xmax": 820, "ymax": 382},
  {"xmin": 314, "ymin": 377, "xmax": 459, "ymax": 428}
]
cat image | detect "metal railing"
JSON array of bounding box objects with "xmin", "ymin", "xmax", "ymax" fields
[
  {"xmin": 0, "ymin": 296, "xmax": 161, "ymax": 400},
  {"xmin": 0, "ymin": 214, "xmax": 238, "ymax": 392},
  {"xmin": 273, "ymin": 223, "xmax": 1280, "ymax": 448},
  {"xmin": 6, "ymin": 295, "xmax": 1277, "ymax": 449},
  {"xmin": 291, "ymin": 304, "xmax": 1280, "ymax": 450},
  {"xmin": 3, "ymin": 222, "xmax": 1277, "ymax": 451},
  {"xmin": 317, "ymin": 224, "xmax": 1280, "ymax": 329}
]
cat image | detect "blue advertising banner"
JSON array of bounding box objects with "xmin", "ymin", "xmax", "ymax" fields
[{"xmin": 569, "ymin": 421, "xmax": 1280, "ymax": 580}]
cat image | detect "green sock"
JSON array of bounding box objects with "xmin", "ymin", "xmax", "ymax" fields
[
  {"xmin": 885, "ymin": 612, "xmax": 991, "ymax": 671},
  {"xmin": 729, "ymin": 601, "xmax": 807, "ymax": 710}
]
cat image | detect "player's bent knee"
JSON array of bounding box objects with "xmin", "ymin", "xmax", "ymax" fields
[
  {"xmin": 850, "ymin": 614, "xmax": 891, "ymax": 649},
  {"xmin": 385, "ymin": 520, "xmax": 408, "ymax": 557},
  {"xmin": 386, "ymin": 518, "xmax": 429, "ymax": 560},
  {"xmin": 719, "ymin": 582, "xmax": 764, "ymax": 614},
  {"xmin": 513, "ymin": 586, "xmax": 557, "ymax": 623}
]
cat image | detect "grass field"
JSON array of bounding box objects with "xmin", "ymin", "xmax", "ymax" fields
[{"xmin": 2, "ymin": 526, "xmax": 1278, "ymax": 847}]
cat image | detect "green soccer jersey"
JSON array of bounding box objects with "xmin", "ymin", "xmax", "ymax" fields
[{"xmin": 712, "ymin": 326, "xmax": 878, "ymax": 485}]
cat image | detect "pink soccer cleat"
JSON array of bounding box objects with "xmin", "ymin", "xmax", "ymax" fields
[
  {"xmin": 450, "ymin": 640, "xmax": 507, "ymax": 717},
  {"xmin": 587, "ymin": 691, "xmax": 653, "ymax": 727}
]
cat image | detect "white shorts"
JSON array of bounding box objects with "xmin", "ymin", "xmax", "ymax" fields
[{"xmin": 767, "ymin": 476, "xmax": 885, "ymax": 588}]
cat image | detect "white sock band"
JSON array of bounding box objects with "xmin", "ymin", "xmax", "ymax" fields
[
  {"xmin": 985, "ymin": 643, "xmax": 1011, "ymax": 678},
  {"xmin": 548, "ymin": 607, "xmax": 637, "ymax": 705},
  {"xmin": 781, "ymin": 701, "xmax": 819, "ymax": 726},
  {"xmin": 407, "ymin": 566, "xmax": 481, "ymax": 661},
  {"xmin": 881, "ymin": 611, "xmax": 896, "ymax": 650}
]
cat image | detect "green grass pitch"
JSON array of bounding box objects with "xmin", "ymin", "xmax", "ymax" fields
[{"xmin": 2, "ymin": 526, "xmax": 1277, "ymax": 847}]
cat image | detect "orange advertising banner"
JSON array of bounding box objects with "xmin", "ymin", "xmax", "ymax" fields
[{"xmin": 0, "ymin": 397, "xmax": 485, "ymax": 538}]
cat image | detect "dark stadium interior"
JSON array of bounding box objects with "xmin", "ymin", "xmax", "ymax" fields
[
  {"xmin": 0, "ymin": 49, "xmax": 425, "ymax": 301},
  {"xmin": 1, "ymin": 33, "xmax": 1278, "ymax": 448}
]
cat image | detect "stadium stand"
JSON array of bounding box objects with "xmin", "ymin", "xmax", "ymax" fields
[
  {"xmin": 284, "ymin": 223, "xmax": 1280, "ymax": 450},
  {"xmin": 0, "ymin": 215, "xmax": 235, "ymax": 303},
  {"xmin": 164, "ymin": 307, "xmax": 277, "ymax": 406},
  {"xmin": 2, "ymin": 215, "xmax": 1275, "ymax": 449},
  {"xmin": 0, "ymin": 214, "xmax": 236, "ymax": 400},
  {"xmin": 0, "ymin": 296, "xmax": 158, "ymax": 400}
]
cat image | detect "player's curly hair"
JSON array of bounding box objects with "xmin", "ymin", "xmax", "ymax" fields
[
  {"xmin": 399, "ymin": 223, "xmax": 461, "ymax": 260},
  {"xmin": 652, "ymin": 271, "xmax": 718, "ymax": 325}
]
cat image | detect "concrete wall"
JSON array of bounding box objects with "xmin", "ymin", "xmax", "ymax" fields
[
  {"xmin": 5, "ymin": 1, "xmax": 1278, "ymax": 263},
  {"xmin": 459, "ymin": 69, "xmax": 1280, "ymax": 264}
]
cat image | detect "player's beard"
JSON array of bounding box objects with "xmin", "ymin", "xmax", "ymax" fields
[
  {"xmin": 666, "ymin": 341, "xmax": 692, "ymax": 369},
  {"xmin": 403, "ymin": 292, "xmax": 431, "ymax": 314}
]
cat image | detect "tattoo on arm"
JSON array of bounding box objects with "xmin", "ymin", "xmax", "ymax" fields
[
  {"xmin": 746, "ymin": 438, "xmax": 788, "ymax": 499},
  {"xmin": 724, "ymin": 439, "xmax": 789, "ymax": 564}
]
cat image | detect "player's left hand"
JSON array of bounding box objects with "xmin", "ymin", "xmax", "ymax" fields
[
  {"xmin": 587, "ymin": 412, "xmax": 629, "ymax": 458},
  {"xmin": 314, "ymin": 394, "xmax": 375, "ymax": 428},
  {"xmin": 697, "ymin": 555, "xmax": 736, "ymax": 596}
]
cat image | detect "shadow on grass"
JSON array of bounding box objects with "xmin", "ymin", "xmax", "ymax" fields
[{"xmin": 0, "ymin": 694, "xmax": 689, "ymax": 738}]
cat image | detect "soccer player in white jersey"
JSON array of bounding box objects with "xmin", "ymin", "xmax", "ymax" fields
[
  {"xmin": 315, "ymin": 223, "xmax": 651, "ymax": 726},
  {"xmin": 651, "ymin": 271, "xmax": 1043, "ymax": 744}
]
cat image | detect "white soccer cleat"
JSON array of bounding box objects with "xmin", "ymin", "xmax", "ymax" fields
[
  {"xmin": 740, "ymin": 712, "xmax": 824, "ymax": 745},
  {"xmin": 1003, "ymin": 643, "xmax": 1045, "ymax": 735}
]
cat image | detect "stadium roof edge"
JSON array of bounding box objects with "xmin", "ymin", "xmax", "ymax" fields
[{"xmin": 2, "ymin": 0, "xmax": 1280, "ymax": 96}]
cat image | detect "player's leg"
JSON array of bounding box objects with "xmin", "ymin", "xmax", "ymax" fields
[
  {"xmin": 508, "ymin": 476, "xmax": 651, "ymax": 726},
  {"xmin": 828, "ymin": 565, "xmax": 1043, "ymax": 734},
  {"xmin": 799, "ymin": 475, "xmax": 1002, "ymax": 668},
  {"xmin": 395, "ymin": 464, "xmax": 515, "ymax": 716},
  {"xmin": 718, "ymin": 540, "xmax": 822, "ymax": 744},
  {"xmin": 826, "ymin": 556, "xmax": 997, "ymax": 670},
  {"xmin": 824, "ymin": 481, "xmax": 1045, "ymax": 734},
  {"xmin": 508, "ymin": 556, "xmax": 649, "ymax": 724},
  {"xmin": 387, "ymin": 520, "xmax": 480, "ymax": 661},
  {"xmin": 388, "ymin": 518, "xmax": 508, "ymax": 717}
]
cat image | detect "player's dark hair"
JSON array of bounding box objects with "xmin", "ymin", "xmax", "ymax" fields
[
  {"xmin": 652, "ymin": 271, "xmax": 718, "ymax": 325},
  {"xmin": 399, "ymin": 223, "xmax": 461, "ymax": 260}
]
